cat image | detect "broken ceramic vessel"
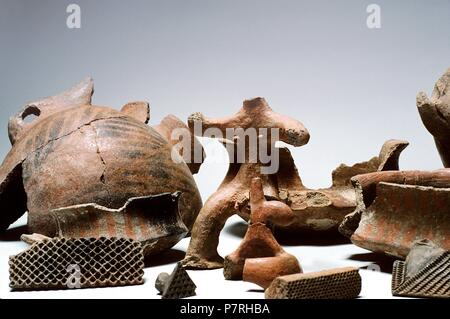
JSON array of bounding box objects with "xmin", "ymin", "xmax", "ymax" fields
[
  {"xmin": 271, "ymin": 138, "xmax": 408, "ymax": 233},
  {"xmin": 51, "ymin": 192, "xmax": 188, "ymax": 256},
  {"xmin": 340, "ymin": 68, "xmax": 450, "ymax": 258},
  {"xmin": 339, "ymin": 169, "xmax": 450, "ymax": 257},
  {"xmin": 223, "ymin": 178, "xmax": 301, "ymax": 289},
  {"xmin": 0, "ymin": 78, "xmax": 202, "ymax": 255},
  {"xmin": 182, "ymin": 96, "xmax": 407, "ymax": 269}
]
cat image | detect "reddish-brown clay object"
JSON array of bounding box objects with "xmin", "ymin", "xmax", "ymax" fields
[
  {"xmin": 339, "ymin": 170, "xmax": 450, "ymax": 258},
  {"xmin": 182, "ymin": 96, "xmax": 408, "ymax": 269},
  {"xmin": 417, "ymin": 68, "xmax": 450, "ymax": 167},
  {"xmin": 0, "ymin": 78, "xmax": 202, "ymax": 254},
  {"xmin": 273, "ymin": 138, "xmax": 408, "ymax": 232},
  {"xmin": 339, "ymin": 68, "xmax": 450, "ymax": 258},
  {"xmin": 153, "ymin": 114, "xmax": 205, "ymax": 175},
  {"xmin": 223, "ymin": 178, "xmax": 301, "ymax": 289}
]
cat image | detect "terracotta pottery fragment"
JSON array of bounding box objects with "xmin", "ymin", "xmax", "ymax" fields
[
  {"xmin": 340, "ymin": 68, "xmax": 450, "ymax": 258},
  {"xmin": 19, "ymin": 196, "xmax": 187, "ymax": 256},
  {"xmin": 275, "ymin": 138, "xmax": 408, "ymax": 233},
  {"xmin": 51, "ymin": 192, "xmax": 188, "ymax": 256},
  {"xmin": 417, "ymin": 68, "xmax": 450, "ymax": 167},
  {"xmin": 265, "ymin": 267, "xmax": 361, "ymax": 299},
  {"xmin": 9, "ymin": 237, "xmax": 144, "ymax": 290},
  {"xmin": 153, "ymin": 114, "xmax": 205, "ymax": 175},
  {"xmin": 223, "ymin": 178, "xmax": 301, "ymax": 289},
  {"xmin": 339, "ymin": 170, "xmax": 450, "ymax": 257},
  {"xmin": 182, "ymin": 96, "xmax": 407, "ymax": 269},
  {"xmin": 0, "ymin": 78, "xmax": 202, "ymax": 254},
  {"xmin": 392, "ymin": 239, "xmax": 450, "ymax": 298},
  {"xmin": 155, "ymin": 262, "xmax": 197, "ymax": 299}
]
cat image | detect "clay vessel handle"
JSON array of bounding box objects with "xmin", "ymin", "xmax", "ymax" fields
[{"xmin": 8, "ymin": 77, "xmax": 93, "ymax": 145}]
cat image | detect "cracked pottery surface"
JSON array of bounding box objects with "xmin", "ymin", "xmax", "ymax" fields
[{"xmin": 0, "ymin": 78, "xmax": 202, "ymax": 255}]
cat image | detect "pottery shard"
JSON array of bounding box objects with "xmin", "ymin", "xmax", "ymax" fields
[
  {"xmin": 153, "ymin": 114, "xmax": 205, "ymax": 175},
  {"xmin": 274, "ymin": 139, "xmax": 409, "ymax": 232},
  {"xmin": 417, "ymin": 67, "xmax": 450, "ymax": 167},
  {"xmin": 392, "ymin": 239, "xmax": 450, "ymax": 298},
  {"xmin": 183, "ymin": 95, "xmax": 408, "ymax": 270},
  {"xmin": 340, "ymin": 170, "xmax": 450, "ymax": 258},
  {"xmin": 265, "ymin": 267, "xmax": 361, "ymax": 299},
  {"xmin": 340, "ymin": 68, "xmax": 450, "ymax": 258},
  {"xmin": 51, "ymin": 192, "xmax": 188, "ymax": 256}
]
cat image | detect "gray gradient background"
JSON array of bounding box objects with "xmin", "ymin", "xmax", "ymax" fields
[{"xmin": 1, "ymin": 0, "xmax": 449, "ymax": 197}]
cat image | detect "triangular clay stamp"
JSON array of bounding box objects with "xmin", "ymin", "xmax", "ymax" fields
[
  {"xmin": 392, "ymin": 239, "xmax": 450, "ymax": 298},
  {"xmin": 155, "ymin": 262, "xmax": 197, "ymax": 299}
]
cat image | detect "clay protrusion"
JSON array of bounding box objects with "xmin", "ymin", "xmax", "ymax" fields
[
  {"xmin": 154, "ymin": 114, "xmax": 205, "ymax": 174},
  {"xmin": 417, "ymin": 68, "xmax": 450, "ymax": 167},
  {"xmin": 8, "ymin": 77, "xmax": 94, "ymax": 145},
  {"xmin": 120, "ymin": 101, "xmax": 150, "ymax": 124}
]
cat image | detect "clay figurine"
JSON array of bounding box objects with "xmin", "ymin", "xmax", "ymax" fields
[
  {"xmin": 182, "ymin": 96, "xmax": 407, "ymax": 269},
  {"xmin": 223, "ymin": 177, "xmax": 301, "ymax": 289},
  {"xmin": 417, "ymin": 67, "xmax": 450, "ymax": 167}
]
